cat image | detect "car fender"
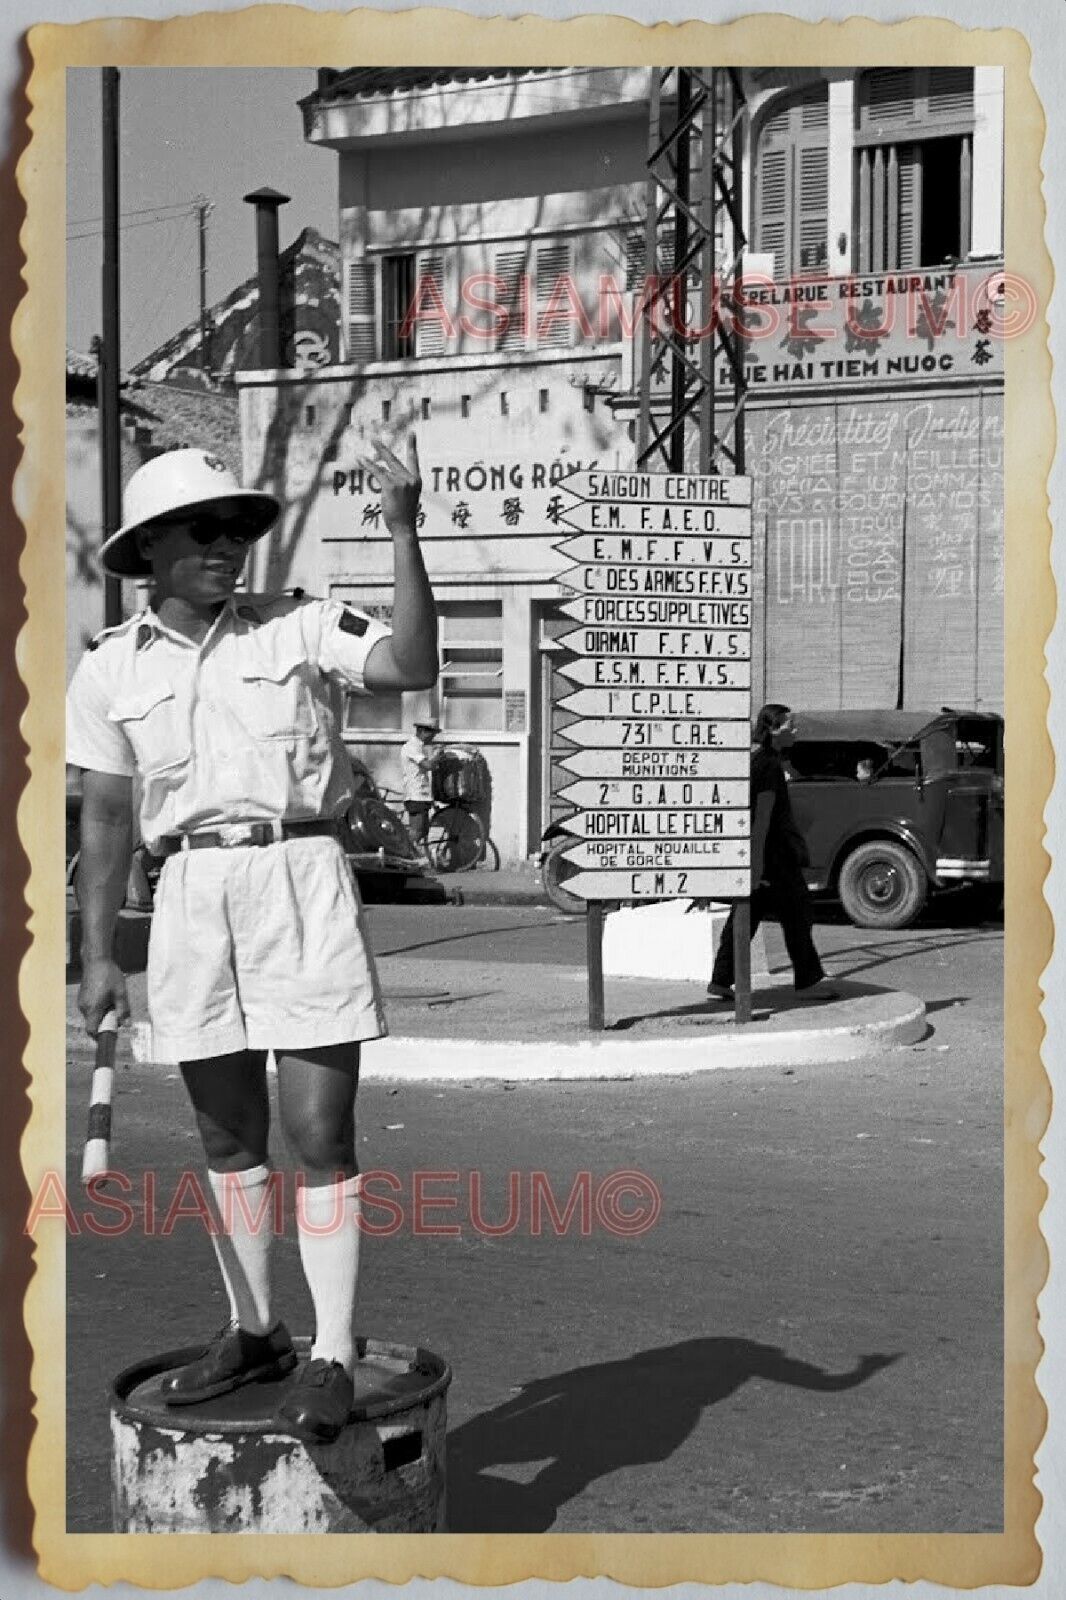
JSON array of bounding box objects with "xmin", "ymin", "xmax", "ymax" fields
[{"xmin": 828, "ymin": 818, "xmax": 936, "ymax": 887}]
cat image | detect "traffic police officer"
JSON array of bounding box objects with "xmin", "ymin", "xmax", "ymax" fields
[{"xmin": 67, "ymin": 441, "xmax": 438, "ymax": 1442}]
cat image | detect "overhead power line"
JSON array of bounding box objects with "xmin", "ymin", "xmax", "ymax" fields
[
  {"xmin": 67, "ymin": 201, "xmax": 203, "ymax": 241},
  {"xmin": 67, "ymin": 197, "xmax": 202, "ymax": 228}
]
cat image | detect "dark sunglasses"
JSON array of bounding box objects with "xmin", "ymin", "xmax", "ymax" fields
[{"xmin": 148, "ymin": 513, "xmax": 261, "ymax": 547}]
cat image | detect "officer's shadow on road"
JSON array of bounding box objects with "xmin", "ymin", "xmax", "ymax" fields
[{"xmin": 445, "ymin": 1339, "xmax": 899, "ymax": 1532}]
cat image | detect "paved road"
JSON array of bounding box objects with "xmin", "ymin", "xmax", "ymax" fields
[{"xmin": 62, "ymin": 901, "xmax": 1003, "ymax": 1534}]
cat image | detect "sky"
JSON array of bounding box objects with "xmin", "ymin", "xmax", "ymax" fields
[{"xmin": 66, "ymin": 68, "xmax": 338, "ymax": 366}]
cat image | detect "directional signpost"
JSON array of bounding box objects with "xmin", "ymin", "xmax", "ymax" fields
[{"xmin": 552, "ymin": 468, "xmax": 754, "ymax": 1029}]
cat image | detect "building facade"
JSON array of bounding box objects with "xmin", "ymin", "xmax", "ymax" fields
[{"xmin": 234, "ymin": 65, "xmax": 1006, "ymax": 860}]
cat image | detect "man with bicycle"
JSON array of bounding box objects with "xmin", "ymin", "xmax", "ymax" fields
[{"xmin": 400, "ymin": 718, "xmax": 442, "ymax": 862}]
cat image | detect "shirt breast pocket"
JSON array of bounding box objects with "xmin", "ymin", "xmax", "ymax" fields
[
  {"xmin": 108, "ymin": 685, "xmax": 189, "ymax": 774},
  {"xmin": 239, "ymin": 653, "xmax": 318, "ymax": 741}
]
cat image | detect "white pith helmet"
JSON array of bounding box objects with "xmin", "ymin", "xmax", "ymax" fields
[{"xmin": 101, "ymin": 448, "xmax": 280, "ymax": 579}]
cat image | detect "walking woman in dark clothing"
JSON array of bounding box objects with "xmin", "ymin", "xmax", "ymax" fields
[{"xmin": 708, "ymin": 702, "xmax": 836, "ymax": 1001}]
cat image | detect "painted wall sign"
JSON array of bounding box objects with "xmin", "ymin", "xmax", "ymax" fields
[{"xmin": 708, "ymin": 265, "xmax": 1007, "ymax": 391}]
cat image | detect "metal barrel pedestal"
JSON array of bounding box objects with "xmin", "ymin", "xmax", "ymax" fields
[{"xmin": 111, "ymin": 1336, "xmax": 451, "ymax": 1533}]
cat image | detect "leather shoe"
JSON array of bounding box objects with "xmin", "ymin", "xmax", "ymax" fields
[
  {"xmin": 796, "ymin": 977, "xmax": 840, "ymax": 1001},
  {"xmin": 275, "ymin": 1358, "xmax": 354, "ymax": 1444},
  {"xmin": 706, "ymin": 981, "xmax": 734, "ymax": 1002},
  {"xmin": 160, "ymin": 1321, "xmax": 296, "ymax": 1406}
]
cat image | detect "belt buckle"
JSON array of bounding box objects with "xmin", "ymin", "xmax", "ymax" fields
[{"xmin": 216, "ymin": 822, "xmax": 257, "ymax": 848}]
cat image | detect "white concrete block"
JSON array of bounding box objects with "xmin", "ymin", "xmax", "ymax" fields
[{"xmin": 602, "ymin": 899, "xmax": 771, "ymax": 981}]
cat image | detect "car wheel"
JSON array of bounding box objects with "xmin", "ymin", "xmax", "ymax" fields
[
  {"xmin": 541, "ymin": 839, "xmax": 585, "ymax": 916},
  {"xmin": 837, "ymin": 839, "xmax": 927, "ymax": 929},
  {"xmin": 350, "ymin": 797, "xmax": 413, "ymax": 857}
]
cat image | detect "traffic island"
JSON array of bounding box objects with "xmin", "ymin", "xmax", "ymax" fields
[{"xmin": 363, "ymin": 959, "xmax": 926, "ymax": 1080}]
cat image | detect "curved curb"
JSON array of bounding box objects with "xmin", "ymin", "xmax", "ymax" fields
[{"xmin": 360, "ymin": 993, "xmax": 927, "ymax": 1080}]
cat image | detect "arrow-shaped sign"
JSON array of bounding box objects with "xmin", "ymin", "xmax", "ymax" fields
[
  {"xmin": 560, "ymin": 590, "xmax": 751, "ymax": 626},
  {"xmin": 562, "ymin": 470, "xmax": 753, "ymax": 508},
  {"xmin": 559, "ymin": 625, "xmax": 751, "ymax": 660},
  {"xmin": 555, "ymin": 532, "xmax": 751, "ymax": 566},
  {"xmin": 555, "ymin": 532, "xmax": 753, "ymax": 566},
  {"xmin": 557, "ymin": 656, "xmax": 751, "ymax": 688},
  {"xmin": 557, "ymin": 809, "xmax": 750, "ymax": 840},
  {"xmin": 558, "ymin": 778, "xmax": 749, "ymax": 808},
  {"xmin": 558, "ymin": 499, "xmax": 753, "ymax": 537},
  {"xmin": 562, "ymin": 838, "xmax": 750, "ymax": 870},
  {"xmin": 558, "ymin": 748, "xmax": 752, "ymax": 779},
  {"xmin": 557, "ymin": 563, "xmax": 750, "ymax": 600},
  {"xmin": 556, "ymin": 867, "xmax": 751, "ymax": 901},
  {"xmin": 559, "ymin": 687, "xmax": 750, "ymax": 719},
  {"xmin": 559, "ymin": 718, "xmax": 751, "ymax": 750}
]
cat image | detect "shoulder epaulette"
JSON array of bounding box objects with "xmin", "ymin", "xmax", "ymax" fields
[{"xmin": 86, "ymin": 614, "xmax": 140, "ymax": 652}]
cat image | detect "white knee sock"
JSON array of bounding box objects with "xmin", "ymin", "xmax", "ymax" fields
[
  {"xmin": 295, "ymin": 1176, "xmax": 361, "ymax": 1374},
  {"xmin": 207, "ymin": 1165, "xmax": 276, "ymax": 1337}
]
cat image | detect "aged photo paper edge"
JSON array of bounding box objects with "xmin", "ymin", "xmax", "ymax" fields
[{"xmin": 12, "ymin": 5, "xmax": 1052, "ymax": 1588}]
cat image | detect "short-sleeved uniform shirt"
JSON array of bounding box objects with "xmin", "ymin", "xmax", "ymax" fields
[
  {"xmin": 400, "ymin": 736, "xmax": 434, "ymax": 805},
  {"xmin": 66, "ymin": 593, "xmax": 391, "ymax": 849}
]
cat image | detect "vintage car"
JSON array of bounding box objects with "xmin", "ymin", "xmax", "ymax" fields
[
  {"xmin": 341, "ymin": 755, "xmax": 429, "ymax": 891},
  {"xmin": 540, "ymin": 706, "xmax": 1004, "ymax": 927},
  {"xmin": 786, "ymin": 708, "xmax": 1004, "ymax": 928},
  {"xmin": 65, "ymin": 754, "xmax": 429, "ymax": 910}
]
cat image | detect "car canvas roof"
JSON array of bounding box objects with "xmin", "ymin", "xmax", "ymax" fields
[{"xmin": 794, "ymin": 710, "xmax": 953, "ymax": 744}]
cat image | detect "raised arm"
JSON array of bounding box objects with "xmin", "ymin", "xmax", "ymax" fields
[
  {"xmin": 76, "ymin": 769, "xmax": 135, "ymax": 1034},
  {"xmin": 360, "ymin": 435, "xmax": 439, "ymax": 692}
]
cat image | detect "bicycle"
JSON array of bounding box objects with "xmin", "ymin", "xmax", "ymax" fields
[{"xmin": 425, "ymin": 743, "xmax": 500, "ymax": 874}]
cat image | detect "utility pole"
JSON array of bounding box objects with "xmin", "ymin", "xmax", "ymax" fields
[
  {"xmin": 100, "ymin": 66, "xmax": 123, "ymax": 629},
  {"xmin": 637, "ymin": 68, "xmax": 754, "ymax": 1021},
  {"xmin": 196, "ymin": 194, "xmax": 212, "ymax": 377}
]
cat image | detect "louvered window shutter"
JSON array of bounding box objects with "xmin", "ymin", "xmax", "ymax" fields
[
  {"xmin": 797, "ymin": 145, "xmax": 829, "ymax": 270},
  {"xmin": 494, "ymin": 248, "xmax": 528, "ymax": 351},
  {"xmin": 346, "ymin": 260, "xmax": 376, "ymax": 363},
  {"xmin": 624, "ymin": 225, "xmax": 645, "ymax": 291},
  {"xmin": 855, "ymin": 70, "xmax": 972, "ymax": 272},
  {"xmin": 927, "ymin": 67, "xmax": 973, "ymax": 120},
  {"xmin": 416, "ymin": 255, "xmax": 447, "ymax": 357},
  {"xmin": 861, "ymin": 69, "xmax": 917, "ymax": 133},
  {"xmin": 757, "ymin": 85, "xmax": 828, "ymax": 278},
  {"xmin": 536, "ymin": 241, "xmax": 573, "ymax": 349},
  {"xmin": 896, "ymin": 144, "xmax": 922, "ymax": 270},
  {"xmin": 758, "ymin": 148, "xmax": 788, "ymax": 278}
]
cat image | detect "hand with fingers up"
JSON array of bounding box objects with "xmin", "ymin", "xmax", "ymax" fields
[
  {"xmin": 357, "ymin": 434, "xmax": 422, "ymax": 537},
  {"xmin": 357, "ymin": 432, "xmax": 439, "ymax": 695}
]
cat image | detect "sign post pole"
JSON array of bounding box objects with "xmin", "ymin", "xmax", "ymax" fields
[
  {"xmin": 587, "ymin": 902, "xmax": 605, "ymax": 1031},
  {"xmin": 734, "ymin": 901, "xmax": 752, "ymax": 1024}
]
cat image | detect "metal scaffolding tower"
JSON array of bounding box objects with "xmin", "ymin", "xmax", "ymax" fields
[{"xmin": 636, "ymin": 67, "xmax": 750, "ymax": 477}]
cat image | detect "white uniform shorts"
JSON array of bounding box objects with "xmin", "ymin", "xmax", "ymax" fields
[{"xmin": 146, "ymin": 836, "xmax": 387, "ymax": 1061}]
